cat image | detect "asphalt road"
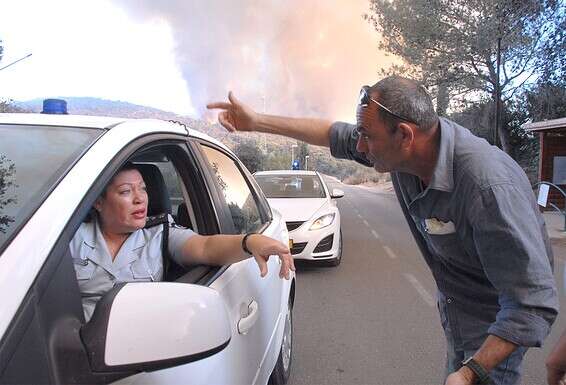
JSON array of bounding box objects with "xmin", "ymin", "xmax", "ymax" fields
[{"xmin": 287, "ymin": 178, "xmax": 566, "ymax": 385}]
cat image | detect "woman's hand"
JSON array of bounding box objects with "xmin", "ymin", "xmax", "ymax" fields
[
  {"xmin": 207, "ymin": 92, "xmax": 258, "ymax": 133},
  {"xmin": 246, "ymin": 234, "xmax": 295, "ymax": 279}
]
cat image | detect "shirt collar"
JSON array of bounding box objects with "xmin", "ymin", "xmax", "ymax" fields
[
  {"xmin": 427, "ymin": 117, "xmax": 455, "ymax": 193},
  {"xmin": 81, "ymin": 217, "xmax": 146, "ymax": 271}
]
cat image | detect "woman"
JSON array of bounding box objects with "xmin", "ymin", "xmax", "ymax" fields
[{"xmin": 69, "ymin": 163, "xmax": 295, "ymax": 321}]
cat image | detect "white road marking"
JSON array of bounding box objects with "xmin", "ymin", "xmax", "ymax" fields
[
  {"xmin": 363, "ymin": 219, "xmax": 369, "ymax": 227},
  {"xmin": 371, "ymin": 229, "xmax": 380, "ymax": 239},
  {"xmin": 403, "ymin": 273, "xmax": 435, "ymax": 308},
  {"xmin": 383, "ymin": 245, "xmax": 397, "ymax": 259},
  {"xmin": 357, "ymin": 213, "xmax": 362, "ymax": 219}
]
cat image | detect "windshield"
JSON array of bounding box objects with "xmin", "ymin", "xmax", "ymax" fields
[
  {"xmin": 255, "ymin": 174, "xmax": 326, "ymax": 199},
  {"xmin": 0, "ymin": 124, "xmax": 103, "ymax": 253}
]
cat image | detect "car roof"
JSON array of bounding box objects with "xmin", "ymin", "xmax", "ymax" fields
[
  {"xmin": 255, "ymin": 170, "xmax": 318, "ymax": 176},
  {"xmin": 0, "ymin": 112, "xmax": 232, "ymax": 154},
  {"xmin": 0, "ymin": 113, "xmax": 128, "ymax": 129}
]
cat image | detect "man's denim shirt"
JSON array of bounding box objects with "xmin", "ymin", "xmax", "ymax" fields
[{"xmin": 330, "ymin": 117, "xmax": 558, "ymax": 350}]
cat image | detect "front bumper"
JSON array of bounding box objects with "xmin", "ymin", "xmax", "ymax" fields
[{"xmin": 287, "ymin": 224, "xmax": 340, "ymax": 261}]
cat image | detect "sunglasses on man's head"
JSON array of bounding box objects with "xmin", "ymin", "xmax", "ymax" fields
[{"xmin": 358, "ymin": 85, "xmax": 418, "ymax": 125}]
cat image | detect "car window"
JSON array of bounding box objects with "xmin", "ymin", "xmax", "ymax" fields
[
  {"xmin": 153, "ymin": 161, "xmax": 186, "ymax": 218},
  {"xmin": 0, "ymin": 124, "xmax": 103, "ymax": 254},
  {"xmin": 130, "ymin": 150, "xmax": 196, "ymax": 230},
  {"xmin": 255, "ymin": 174, "xmax": 326, "ymax": 198},
  {"xmin": 200, "ymin": 145, "xmax": 264, "ymax": 234}
]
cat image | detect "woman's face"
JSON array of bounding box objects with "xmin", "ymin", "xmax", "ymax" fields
[{"xmin": 94, "ymin": 169, "xmax": 148, "ymax": 234}]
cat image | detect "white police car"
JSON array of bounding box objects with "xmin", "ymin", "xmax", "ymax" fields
[
  {"xmin": 0, "ymin": 110, "xmax": 295, "ymax": 385},
  {"xmin": 254, "ymin": 170, "xmax": 344, "ymax": 266}
]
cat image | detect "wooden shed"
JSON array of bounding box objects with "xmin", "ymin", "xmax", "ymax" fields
[{"xmin": 525, "ymin": 117, "xmax": 566, "ymax": 209}]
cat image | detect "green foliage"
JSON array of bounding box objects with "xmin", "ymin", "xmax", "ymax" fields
[
  {"xmin": 366, "ymin": 0, "xmax": 565, "ymax": 154},
  {"xmin": 524, "ymin": 81, "xmax": 566, "ymax": 121},
  {"xmin": 0, "ymin": 155, "xmax": 17, "ymax": 234},
  {"xmin": 233, "ymin": 139, "xmax": 265, "ymax": 174},
  {"xmin": 0, "ymin": 99, "xmax": 25, "ymax": 113},
  {"xmin": 449, "ymin": 79, "xmax": 566, "ymax": 184},
  {"xmin": 0, "ymin": 38, "xmax": 3, "ymax": 63},
  {"xmin": 297, "ymin": 142, "xmax": 309, "ymax": 169},
  {"xmin": 366, "ymin": 0, "xmax": 563, "ymax": 104}
]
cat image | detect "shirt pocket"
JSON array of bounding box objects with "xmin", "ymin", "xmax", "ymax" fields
[
  {"xmin": 73, "ymin": 258, "xmax": 96, "ymax": 280},
  {"xmin": 130, "ymin": 259, "xmax": 163, "ymax": 282},
  {"xmin": 427, "ymin": 233, "xmax": 464, "ymax": 260}
]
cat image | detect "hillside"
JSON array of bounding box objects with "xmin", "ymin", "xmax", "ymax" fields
[
  {"xmin": 15, "ymin": 97, "xmax": 280, "ymax": 146},
  {"xmin": 13, "ymin": 97, "xmax": 382, "ymax": 182}
]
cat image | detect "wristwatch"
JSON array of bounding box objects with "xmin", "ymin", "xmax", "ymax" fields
[
  {"xmin": 461, "ymin": 357, "xmax": 491, "ymax": 384},
  {"xmin": 242, "ymin": 233, "xmax": 256, "ymax": 255}
]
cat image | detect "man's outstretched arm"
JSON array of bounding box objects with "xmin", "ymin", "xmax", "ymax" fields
[{"xmin": 207, "ymin": 91, "xmax": 333, "ymax": 147}]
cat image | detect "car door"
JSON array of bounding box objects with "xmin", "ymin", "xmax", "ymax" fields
[
  {"xmin": 190, "ymin": 140, "xmax": 286, "ymax": 384},
  {"xmin": 0, "ymin": 131, "xmax": 208, "ymax": 385},
  {"xmin": 114, "ymin": 139, "xmax": 289, "ymax": 385}
]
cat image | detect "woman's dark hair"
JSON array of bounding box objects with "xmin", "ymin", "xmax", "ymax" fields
[{"xmin": 100, "ymin": 162, "xmax": 142, "ymax": 197}]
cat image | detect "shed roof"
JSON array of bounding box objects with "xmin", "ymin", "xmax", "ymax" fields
[{"xmin": 524, "ymin": 117, "xmax": 566, "ymax": 132}]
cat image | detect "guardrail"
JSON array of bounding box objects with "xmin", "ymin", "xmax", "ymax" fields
[{"xmin": 535, "ymin": 181, "xmax": 566, "ymax": 231}]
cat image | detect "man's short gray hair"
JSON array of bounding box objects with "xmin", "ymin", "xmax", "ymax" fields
[{"xmin": 371, "ymin": 76, "xmax": 438, "ymax": 132}]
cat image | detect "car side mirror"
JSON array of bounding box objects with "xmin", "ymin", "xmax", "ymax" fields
[
  {"xmin": 331, "ymin": 188, "xmax": 344, "ymax": 199},
  {"xmin": 81, "ymin": 282, "xmax": 231, "ymax": 372}
]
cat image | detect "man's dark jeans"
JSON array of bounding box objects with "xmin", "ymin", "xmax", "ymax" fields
[{"xmin": 443, "ymin": 316, "xmax": 528, "ymax": 385}]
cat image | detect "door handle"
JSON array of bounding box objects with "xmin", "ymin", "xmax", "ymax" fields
[{"xmin": 238, "ymin": 300, "xmax": 259, "ymax": 335}]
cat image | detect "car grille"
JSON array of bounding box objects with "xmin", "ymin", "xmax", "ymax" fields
[
  {"xmin": 290, "ymin": 242, "xmax": 308, "ymax": 255},
  {"xmin": 313, "ymin": 234, "xmax": 334, "ymax": 253},
  {"xmin": 286, "ymin": 221, "xmax": 305, "ymax": 232}
]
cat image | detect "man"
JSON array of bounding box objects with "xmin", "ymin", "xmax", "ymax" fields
[{"xmin": 207, "ymin": 76, "xmax": 558, "ymax": 385}]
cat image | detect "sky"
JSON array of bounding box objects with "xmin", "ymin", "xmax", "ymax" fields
[{"xmin": 0, "ymin": 0, "xmax": 396, "ymax": 122}]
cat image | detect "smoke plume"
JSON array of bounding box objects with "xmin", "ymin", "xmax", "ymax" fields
[{"xmin": 113, "ymin": 0, "xmax": 395, "ymax": 121}]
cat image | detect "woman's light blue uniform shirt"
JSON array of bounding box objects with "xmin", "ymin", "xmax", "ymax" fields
[{"xmin": 69, "ymin": 218, "xmax": 195, "ymax": 321}]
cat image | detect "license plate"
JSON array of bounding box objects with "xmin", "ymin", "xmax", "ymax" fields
[{"xmin": 288, "ymin": 239, "xmax": 294, "ymax": 249}]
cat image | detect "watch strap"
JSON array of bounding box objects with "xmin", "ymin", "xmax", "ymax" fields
[
  {"xmin": 462, "ymin": 357, "xmax": 491, "ymax": 385},
  {"xmin": 242, "ymin": 233, "xmax": 256, "ymax": 255}
]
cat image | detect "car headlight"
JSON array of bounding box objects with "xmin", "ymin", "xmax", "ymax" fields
[{"xmin": 309, "ymin": 213, "xmax": 335, "ymax": 230}]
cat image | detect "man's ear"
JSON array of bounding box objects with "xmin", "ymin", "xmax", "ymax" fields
[{"xmin": 397, "ymin": 122, "xmax": 415, "ymax": 149}]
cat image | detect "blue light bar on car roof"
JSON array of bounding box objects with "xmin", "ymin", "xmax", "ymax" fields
[{"xmin": 41, "ymin": 99, "xmax": 68, "ymax": 114}]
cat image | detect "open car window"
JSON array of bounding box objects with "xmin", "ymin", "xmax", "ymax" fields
[{"xmin": 130, "ymin": 147, "xmax": 198, "ymax": 232}]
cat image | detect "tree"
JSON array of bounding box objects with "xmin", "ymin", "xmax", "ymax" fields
[
  {"xmin": 524, "ymin": 81, "xmax": 566, "ymax": 121},
  {"xmin": 366, "ymin": 0, "xmax": 565, "ymax": 153},
  {"xmin": 234, "ymin": 139, "xmax": 265, "ymax": 174},
  {"xmin": 0, "ymin": 155, "xmax": 17, "ymax": 234},
  {"xmin": 0, "ymin": 38, "xmax": 3, "ymax": 63},
  {"xmin": 0, "ymin": 99, "xmax": 24, "ymax": 113},
  {"xmin": 297, "ymin": 142, "xmax": 309, "ymax": 170}
]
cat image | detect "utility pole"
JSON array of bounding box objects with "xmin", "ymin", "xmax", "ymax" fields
[
  {"xmin": 494, "ymin": 36, "xmax": 501, "ymax": 147},
  {"xmin": 494, "ymin": 2, "xmax": 502, "ymax": 148},
  {"xmin": 261, "ymin": 94, "xmax": 267, "ymax": 153}
]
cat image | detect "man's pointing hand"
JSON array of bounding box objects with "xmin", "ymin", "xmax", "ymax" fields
[{"xmin": 207, "ymin": 91, "xmax": 258, "ymax": 133}]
